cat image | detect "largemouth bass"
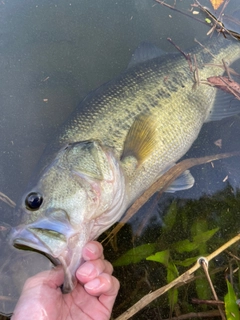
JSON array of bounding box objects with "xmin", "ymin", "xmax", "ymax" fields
[{"xmin": 11, "ymin": 34, "xmax": 240, "ymax": 292}]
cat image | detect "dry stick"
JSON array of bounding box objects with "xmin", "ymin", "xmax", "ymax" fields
[
  {"xmin": 115, "ymin": 234, "xmax": 240, "ymax": 320},
  {"xmin": 194, "ymin": 1, "xmax": 219, "ymax": 32},
  {"xmin": 156, "ymin": 0, "xmax": 239, "ymax": 41},
  {"xmin": 154, "ymin": 0, "xmax": 205, "ymax": 25},
  {"xmin": 195, "ymin": 0, "xmax": 235, "ymax": 40},
  {"xmin": 167, "ymin": 38, "xmax": 193, "ymax": 71},
  {"xmin": 199, "ymin": 258, "xmax": 226, "ymax": 320},
  {"xmin": 102, "ymin": 151, "xmax": 240, "ymax": 245},
  {"xmin": 192, "ymin": 298, "xmax": 224, "ymax": 305},
  {"xmin": 193, "ymin": 54, "xmax": 199, "ymax": 86},
  {"xmin": 0, "ymin": 191, "xmax": 16, "ymax": 208},
  {"xmin": 222, "ymin": 58, "xmax": 232, "ymax": 81},
  {"xmin": 204, "ymin": 63, "xmax": 239, "ymax": 76},
  {"xmin": 155, "ymin": 0, "xmax": 227, "ymax": 36},
  {"xmin": 216, "ymin": 0, "xmax": 230, "ymax": 25},
  {"xmin": 194, "ymin": 38, "xmax": 215, "ymax": 58},
  {"xmin": 162, "ymin": 309, "xmax": 221, "ymax": 320},
  {"xmin": 226, "ymin": 250, "xmax": 240, "ymax": 261}
]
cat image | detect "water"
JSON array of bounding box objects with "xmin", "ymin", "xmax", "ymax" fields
[{"xmin": 0, "ymin": 0, "xmax": 240, "ymax": 318}]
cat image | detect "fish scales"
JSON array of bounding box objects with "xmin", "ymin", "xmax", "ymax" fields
[
  {"xmin": 11, "ymin": 34, "xmax": 240, "ymax": 292},
  {"xmin": 48, "ymin": 37, "xmax": 238, "ymax": 199}
]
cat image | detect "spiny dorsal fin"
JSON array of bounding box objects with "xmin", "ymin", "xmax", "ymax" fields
[
  {"xmin": 121, "ymin": 113, "xmax": 158, "ymax": 164},
  {"xmin": 127, "ymin": 41, "xmax": 166, "ymax": 69}
]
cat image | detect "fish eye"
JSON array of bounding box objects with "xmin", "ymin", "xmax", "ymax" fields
[{"xmin": 25, "ymin": 192, "xmax": 43, "ymax": 211}]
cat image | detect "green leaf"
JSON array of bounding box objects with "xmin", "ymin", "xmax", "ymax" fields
[
  {"xmin": 167, "ymin": 261, "xmax": 179, "ymax": 313},
  {"xmin": 195, "ymin": 276, "xmax": 211, "ymax": 303},
  {"xmin": 113, "ymin": 243, "xmax": 156, "ymax": 267},
  {"xmin": 162, "ymin": 201, "xmax": 178, "ymax": 233},
  {"xmin": 173, "ymin": 228, "xmax": 219, "ymax": 254},
  {"xmin": 173, "ymin": 239, "xmax": 199, "ymax": 253},
  {"xmin": 224, "ymin": 280, "xmax": 240, "ymax": 320},
  {"xmin": 146, "ymin": 249, "xmax": 170, "ymax": 267},
  {"xmin": 191, "ymin": 219, "xmax": 208, "ymax": 238},
  {"xmin": 193, "ymin": 227, "xmax": 219, "ymax": 244},
  {"xmin": 174, "ymin": 256, "xmax": 199, "ymax": 267},
  {"xmin": 167, "ymin": 261, "xmax": 179, "ymax": 282}
]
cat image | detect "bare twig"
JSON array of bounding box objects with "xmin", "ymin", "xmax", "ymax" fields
[
  {"xmin": 198, "ymin": 257, "xmax": 226, "ymax": 320},
  {"xmin": 193, "ymin": 54, "xmax": 200, "ymax": 86},
  {"xmin": 222, "ymin": 59, "xmax": 232, "ymax": 80},
  {"xmin": 154, "ymin": 0, "xmax": 205, "ymax": 25},
  {"xmin": 0, "ymin": 191, "xmax": 16, "ymax": 208},
  {"xmin": 195, "ymin": 0, "xmax": 237, "ymax": 40},
  {"xmin": 162, "ymin": 309, "xmax": 221, "ymax": 320},
  {"xmin": 192, "ymin": 298, "xmax": 224, "ymax": 305},
  {"xmin": 204, "ymin": 63, "xmax": 239, "ymax": 76},
  {"xmin": 167, "ymin": 38, "xmax": 193, "ymax": 71},
  {"xmin": 115, "ymin": 234, "xmax": 240, "ymax": 320},
  {"xmin": 194, "ymin": 38, "xmax": 215, "ymax": 57},
  {"xmin": 226, "ymin": 250, "xmax": 240, "ymax": 261}
]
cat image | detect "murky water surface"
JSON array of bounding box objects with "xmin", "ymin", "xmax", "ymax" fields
[{"xmin": 0, "ymin": 0, "xmax": 240, "ymax": 318}]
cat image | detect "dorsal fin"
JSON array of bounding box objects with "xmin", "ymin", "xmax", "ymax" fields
[
  {"xmin": 127, "ymin": 41, "xmax": 166, "ymax": 69},
  {"xmin": 121, "ymin": 113, "xmax": 158, "ymax": 164}
]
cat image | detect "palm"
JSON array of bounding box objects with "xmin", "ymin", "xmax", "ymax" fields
[
  {"xmin": 12, "ymin": 242, "xmax": 119, "ymax": 320},
  {"xmin": 44, "ymin": 281, "xmax": 113, "ymax": 320}
]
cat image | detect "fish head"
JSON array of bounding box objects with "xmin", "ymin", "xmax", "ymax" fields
[{"xmin": 11, "ymin": 140, "xmax": 125, "ymax": 292}]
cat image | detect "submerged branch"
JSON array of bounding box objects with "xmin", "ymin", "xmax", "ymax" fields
[
  {"xmin": 154, "ymin": 0, "xmax": 205, "ymax": 25},
  {"xmin": 103, "ymin": 151, "xmax": 240, "ymax": 245},
  {"xmin": 167, "ymin": 38, "xmax": 193, "ymax": 72},
  {"xmin": 199, "ymin": 258, "xmax": 226, "ymax": 320},
  {"xmin": 162, "ymin": 309, "xmax": 221, "ymax": 319},
  {"xmin": 192, "ymin": 298, "xmax": 224, "ymax": 305},
  {"xmin": 115, "ymin": 234, "xmax": 240, "ymax": 320},
  {"xmin": 0, "ymin": 191, "xmax": 16, "ymax": 208}
]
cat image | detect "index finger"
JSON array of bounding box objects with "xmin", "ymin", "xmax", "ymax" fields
[{"xmin": 82, "ymin": 241, "xmax": 104, "ymax": 261}]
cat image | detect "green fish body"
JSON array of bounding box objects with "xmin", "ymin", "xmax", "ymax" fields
[{"xmin": 11, "ymin": 35, "xmax": 240, "ymax": 292}]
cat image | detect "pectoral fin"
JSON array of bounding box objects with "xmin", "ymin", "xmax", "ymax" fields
[
  {"xmin": 121, "ymin": 113, "xmax": 158, "ymax": 164},
  {"xmin": 165, "ymin": 169, "xmax": 195, "ymax": 192}
]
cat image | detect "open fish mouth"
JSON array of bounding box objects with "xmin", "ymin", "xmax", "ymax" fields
[
  {"xmin": 11, "ymin": 223, "xmax": 85, "ymax": 293},
  {"xmin": 11, "ymin": 227, "xmax": 61, "ymax": 267}
]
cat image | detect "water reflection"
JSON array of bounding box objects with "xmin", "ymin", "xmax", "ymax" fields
[{"xmin": 0, "ymin": 0, "xmax": 240, "ymax": 318}]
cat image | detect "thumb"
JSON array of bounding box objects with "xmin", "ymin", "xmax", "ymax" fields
[{"xmin": 23, "ymin": 266, "xmax": 64, "ymax": 291}]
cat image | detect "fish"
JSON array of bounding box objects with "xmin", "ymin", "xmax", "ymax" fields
[{"xmin": 10, "ymin": 34, "xmax": 240, "ymax": 292}]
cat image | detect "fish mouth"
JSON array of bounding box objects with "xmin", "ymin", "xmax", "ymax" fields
[
  {"xmin": 11, "ymin": 222, "xmax": 85, "ymax": 293},
  {"xmin": 12, "ymin": 227, "xmax": 61, "ymax": 266}
]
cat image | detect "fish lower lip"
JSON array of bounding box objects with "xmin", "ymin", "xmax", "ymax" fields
[
  {"xmin": 12, "ymin": 227, "xmax": 52, "ymax": 257},
  {"xmin": 11, "ymin": 226, "xmax": 86, "ymax": 294}
]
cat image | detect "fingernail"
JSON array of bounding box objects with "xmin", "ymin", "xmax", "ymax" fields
[
  {"xmin": 85, "ymin": 278, "xmax": 101, "ymax": 290},
  {"xmin": 85, "ymin": 242, "xmax": 98, "ymax": 255},
  {"xmin": 77, "ymin": 263, "xmax": 95, "ymax": 277}
]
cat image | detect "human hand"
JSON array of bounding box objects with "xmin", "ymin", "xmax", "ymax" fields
[{"xmin": 12, "ymin": 241, "xmax": 119, "ymax": 320}]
